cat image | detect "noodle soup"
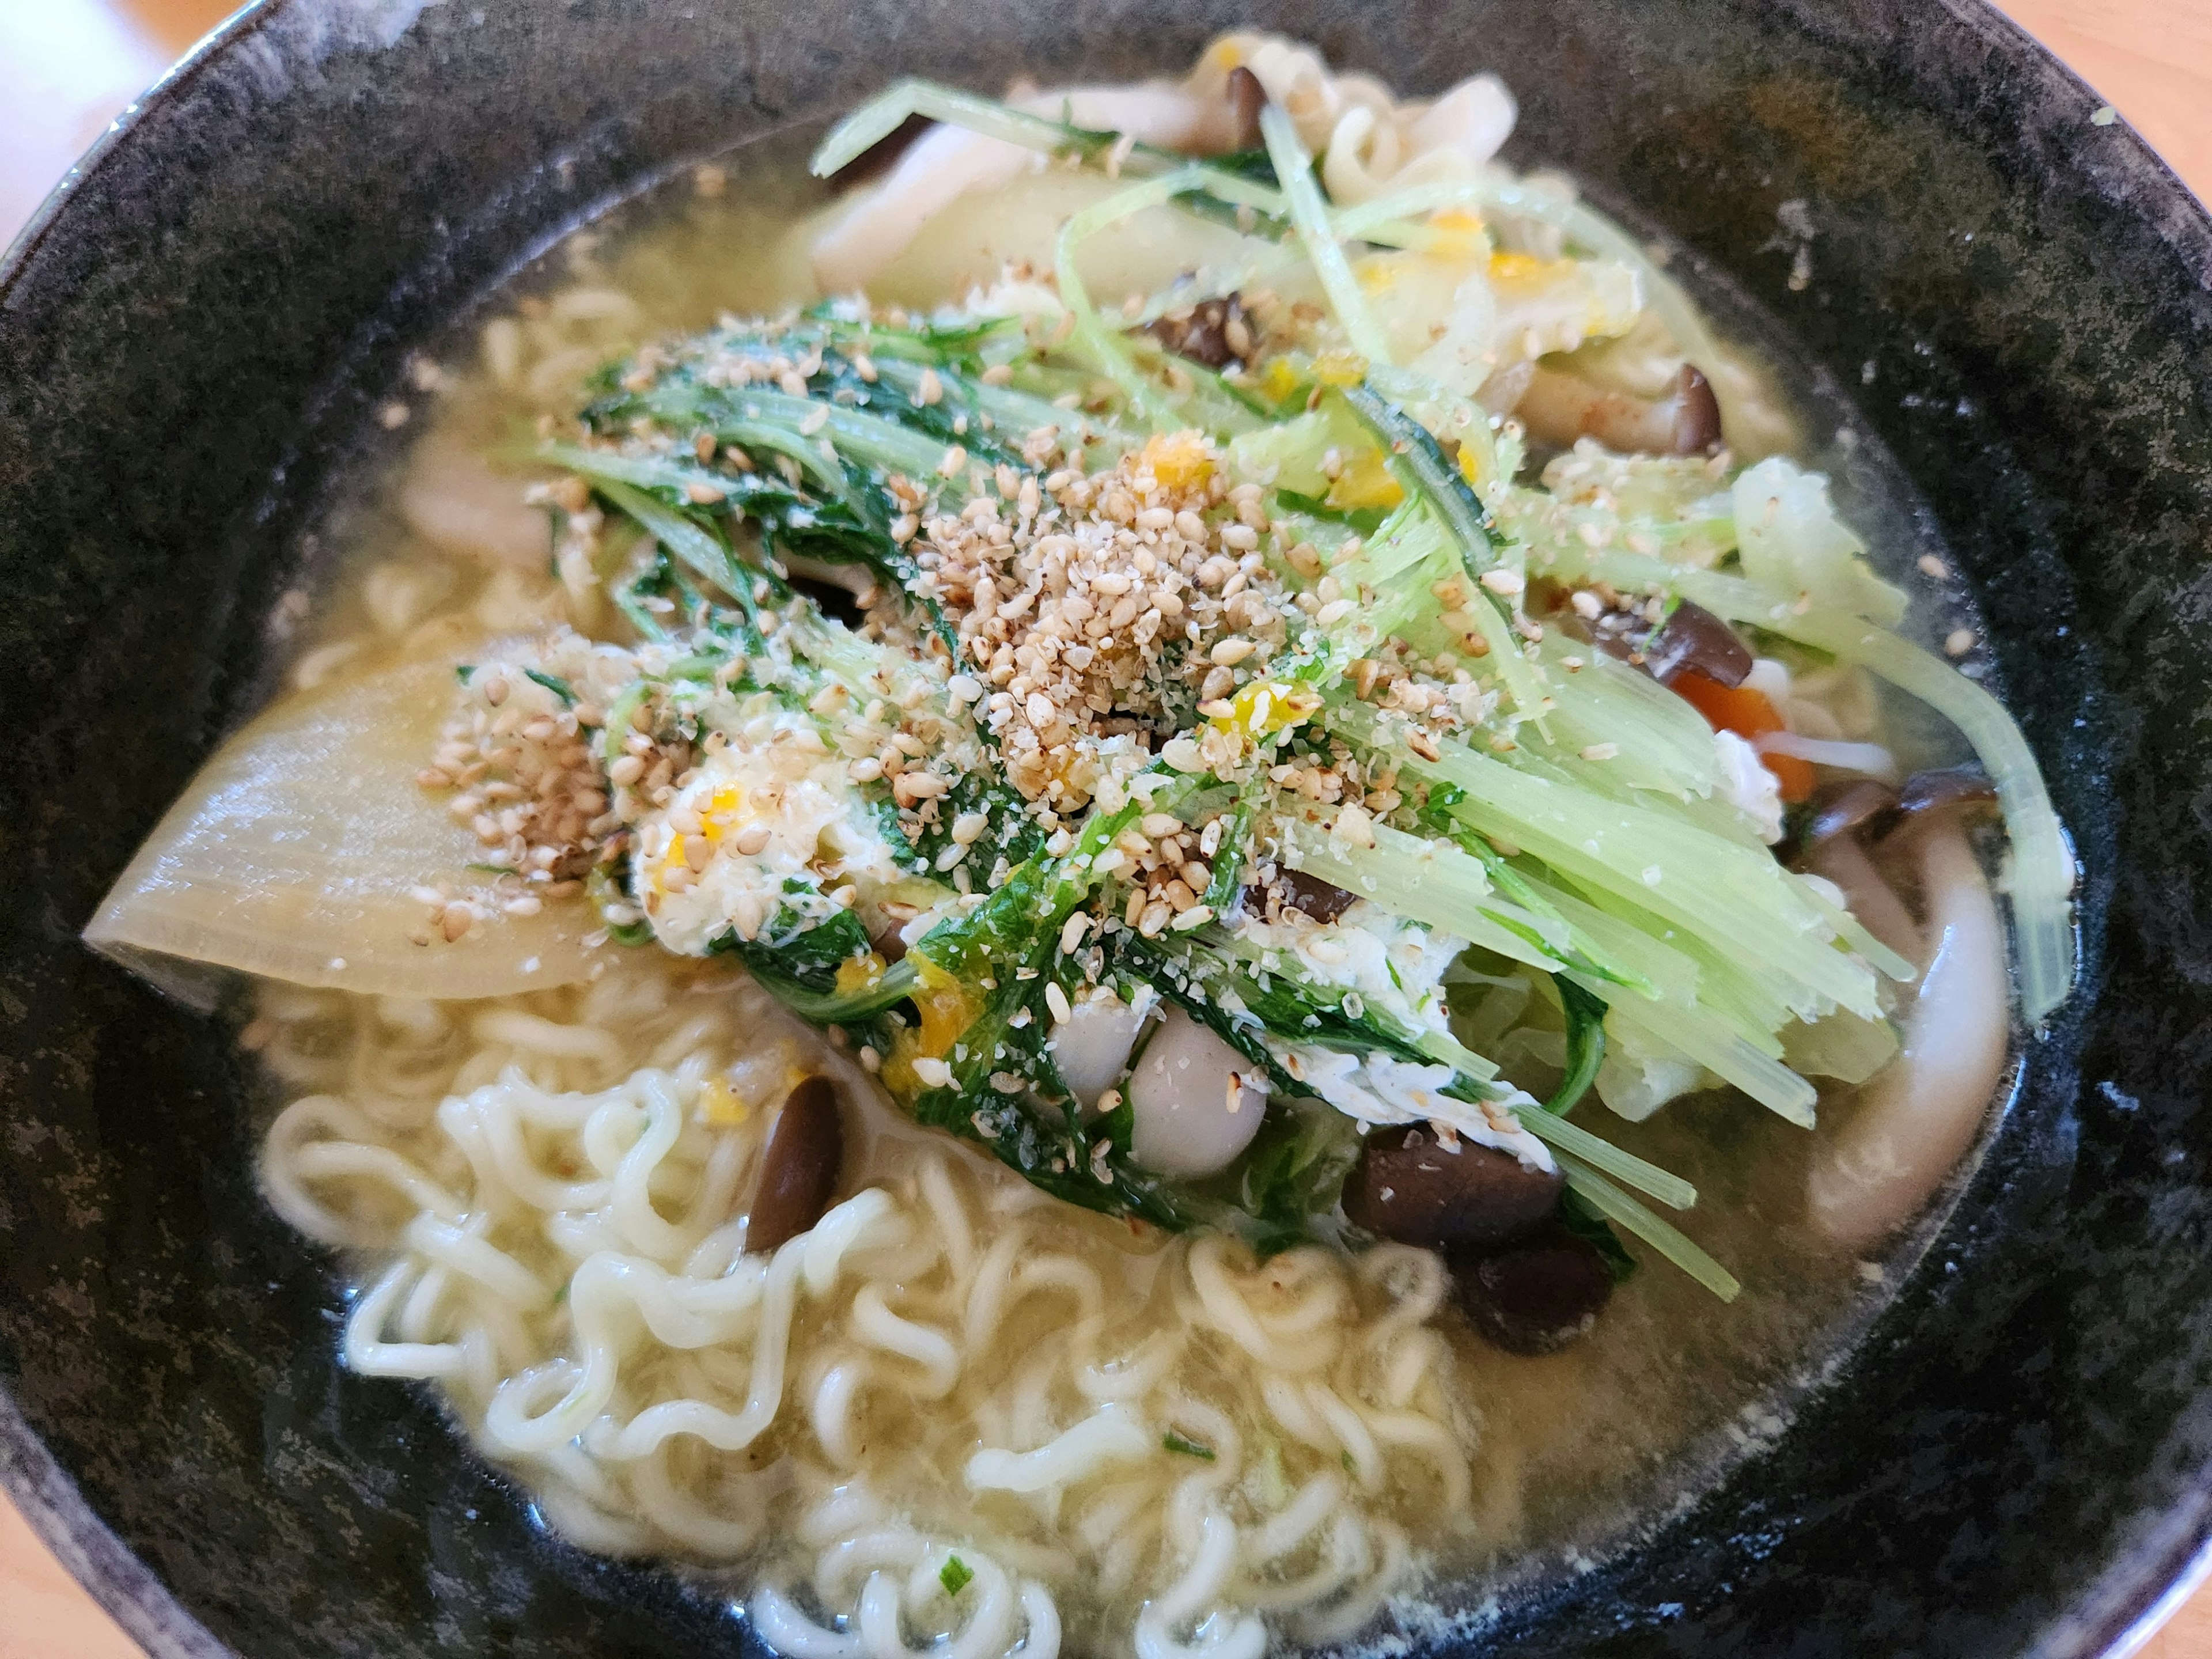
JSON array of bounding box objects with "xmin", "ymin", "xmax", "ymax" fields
[{"xmin": 90, "ymin": 33, "xmax": 2067, "ymax": 1657}]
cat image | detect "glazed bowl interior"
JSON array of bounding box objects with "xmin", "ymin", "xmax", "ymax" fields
[{"xmin": 4, "ymin": 1, "xmax": 2212, "ymax": 1655}]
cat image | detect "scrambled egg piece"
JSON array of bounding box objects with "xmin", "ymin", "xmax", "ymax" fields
[{"xmin": 634, "ymin": 710, "xmax": 907, "ymax": 956}]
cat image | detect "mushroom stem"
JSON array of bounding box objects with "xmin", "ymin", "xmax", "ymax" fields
[
  {"xmin": 1807, "ymin": 823, "xmax": 2008, "ymax": 1250},
  {"xmin": 1805, "ymin": 832, "xmax": 1923, "ymax": 967},
  {"xmin": 1516, "ymin": 362, "xmax": 1723, "ymax": 456}
]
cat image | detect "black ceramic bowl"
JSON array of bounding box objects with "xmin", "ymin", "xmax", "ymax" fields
[{"xmin": 3, "ymin": 1, "xmax": 2210, "ymax": 1654}]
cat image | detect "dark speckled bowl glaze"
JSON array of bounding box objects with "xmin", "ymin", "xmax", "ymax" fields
[{"xmin": 2, "ymin": 1, "xmax": 2209, "ymax": 1654}]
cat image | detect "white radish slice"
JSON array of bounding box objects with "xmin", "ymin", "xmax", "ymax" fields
[
  {"xmin": 85, "ymin": 650, "xmax": 598, "ymax": 1007},
  {"xmin": 1127, "ymin": 1007, "xmax": 1268, "ymax": 1177},
  {"xmin": 1047, "ymin": 987, "xmax": 1155, "ymax": 1113},
  {"xmin": 813, "ymin": 165, "xmax": 1274, "ymax": 316},
  {"xmin": 399, "ymin": 435, "xmax": 551, "ymax": 569},
  {"xmin": 1806, "ymin": 823, "xmax": 2008, "ymax": 1249},
  {"xmin": 808, "ymin": 82, "xmax": 1225, "ymax": 297}
]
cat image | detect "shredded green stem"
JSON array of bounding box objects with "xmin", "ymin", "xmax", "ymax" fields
[
  {"xmin": 1515, "ymin": 1105, "xmax": 1698, "ymax": 1211},
  {"xmin": 1258, "ymin": 105, "xmax": 1394, "ymax": 366},
  {"xmin": 1560, "ymin": 1160, "xmax": 1740, "ymax": 1301},
  {"xmin": 1560, "ymin": 550, "xmax": 2074, "ymax": 1022},
  {"xmin": 1055, "ymin": 169, "xmax": 1215, "ymax": 429}
]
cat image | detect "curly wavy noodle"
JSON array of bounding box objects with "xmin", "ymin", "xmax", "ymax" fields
[{"xmin": 254, "ymin": 956, "xmax": 1481, "ymax": 1656}]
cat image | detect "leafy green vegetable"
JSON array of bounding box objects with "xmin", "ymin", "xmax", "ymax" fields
[
  {"xmin": 1557, "ymin": 1188, "xmax": 1638, "ymax": 1285},
  {"xmin": 1163, "ymin": 1432, "xmax": 1217, "ymax": 1461},
  {"xmin": 940, "ymin": 1555, "xmax": 974, "ymax": 1596},
  {"xmin": 522, "ymin": 668, "xmax": 576, "ymax": 706},
  {"xmin": 1547, "ymin": 978, "xmax": 1608, "ymax": 1115},
  {"xmin": 512, "ymin": 109, "xmax": 2070, "ymax": 1309}
]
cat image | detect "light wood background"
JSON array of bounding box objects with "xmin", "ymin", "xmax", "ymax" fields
[{"xmin": 0, "ymin": 1, "xmax": 2207, "ymax": 1654}]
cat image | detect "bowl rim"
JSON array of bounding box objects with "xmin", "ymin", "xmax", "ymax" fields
[{"xmin": 2, "ymin": 1, "xmax": 2209, "ymax": 1656}]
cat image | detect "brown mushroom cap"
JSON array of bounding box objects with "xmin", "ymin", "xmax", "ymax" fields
[
  {"xmin": 1670, "ymin": 364, "xmax": 1724, "ymax": 454},
  {"xmin": 1342, "ymin": 1124, "xmax": 1564, "ymax": 1247},
  {"xmin": 1889, "ymin": 766, "xmax": 1999, "ymax": 828},
  {"xmin": 1451, "ymin": 1222, "xmax": 1614, "ymax": 1355},
  {"xmin": 1226, "ymin": 65, "xmax": 1267, "ymax": 150},
  {"xmin": 1142, "ymin": 296, "xmax": 1251, "ymax": 371},
  {"xmin": 1644, "ymin": 598, "xmax": 1753, "ymax": 688},
  {"xmin": 1803, "ymin": 779, "xmax": 1903, "ymax": 848},
  {"xmin": 1800, "ymin": 768, "xmax": 1998, "ymax": 854},
  {"xmin": 747, "ymin": 1075, "xmax": 846, "ymax": 1253}
]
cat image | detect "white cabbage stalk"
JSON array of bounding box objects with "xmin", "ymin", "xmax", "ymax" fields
[
  {"xmin": 1733, "ymin": 456, "xmax": 1909, "ymax": 626},
  {"xmin": 86, "ymin": 652, "xmax": 597, "ymax": 1006}
]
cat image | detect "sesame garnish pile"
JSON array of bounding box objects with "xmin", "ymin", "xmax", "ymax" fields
[
  {"xmin": 412, "ymin": 658, "xmax": 614, "ymax": 942},
  {"xmin": 912, "ymin": 431, "xmax": 1302, "ymax": 824}
]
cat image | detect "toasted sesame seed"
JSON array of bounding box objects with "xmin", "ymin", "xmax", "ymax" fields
[
  {"xmin": 1210, "ymin": 637, "xmax": 1256, "ymax": 666},
  {"xmin": 1045, "ymin": 982, "xmax": 1073, "ymax": 1023},
  {"xmin": 1333, "ymin": 803, "xmax": 1377, "ymax": 848},
  {"xmin": 732, "ymin": 824, "xmax": 772, "ymax": 855},
  {"xmin": 1945, "ymin": 627, "xmax": 1976, "ymax": 657}
]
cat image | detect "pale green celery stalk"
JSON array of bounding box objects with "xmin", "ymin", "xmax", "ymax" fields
[
  {"xmin": 1328, "ymin": 506, "xmax": 1454, "ymax": 643},
  {"xmin": 1277, "ymin": 819, "xmax": 1576, "ymax": 975},
  {"xmin": 1411, "ymin": 1028, "xmax": 1502, "ymax": 1085},
  {"xmin": 1514, "ymin": 1107, "xmax": 1698, "ymax": 1211},
  {"xmin": 1532, "ymin": 642, "xmax": 1725, "ymax": 802},
  {"xmin": 1338, "ymin": 384, "xmax": 1546, "ymax": 718},
  {"xmin": 1556, "ymin": 548, "xmax": 2070, "ymax": 1019},
  {"xmin": 1328, "ymin": 700, "xmax": 1891, "ymax": 1021},
  {"xmin": 1259, "ymin": 105, "xmax": 1394, "ymax": 366},
  {"xmin": 1583, "ymin": 975, "xmax": 1817, "ymax": 1127},
  {"xmin": 1328, "ymin": 177, "xmax": 1491, "ymax": 239},
  {"xmin": 1362, "ymin": 365, "xmax": 1514, "ymax": 498},
  {"xmin": 1560, "ymin": 1160, "xmax": 1741, "ymax": 1300},
  {"xmin": 1724, "ymin": 593, "xmax": 2073, "ymax": 1022},
  {"xmin": 1531, "ymin": 862, "xmax": 1796, "ymax": 1041},
  {"xmin": 585, "ymin": 478, "xmax": 743, "ymax": 597},
  {"xmin": 1055, "ymin": 168, "xmax": 1217, "ymax": 430},
  {"xmin": 1521, "ymin": 703, "xmax": 1902, "ymax": 986},
  {"xmin": 1426, "ymin": 748, "xmax": 1890, "ymax": 1022},
  {"xmin": 1420, "ymin": 509, "xmax": 1540, "ymax": 709},
  {"xmin": 1513, "ymin": 868, "xmax": 1825, "ymax": 1124}
]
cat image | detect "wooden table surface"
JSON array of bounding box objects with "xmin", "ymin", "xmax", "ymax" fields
[{"xmin": 1, "ymin": 1, "xmax": 2208, "ymax": 1655}]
